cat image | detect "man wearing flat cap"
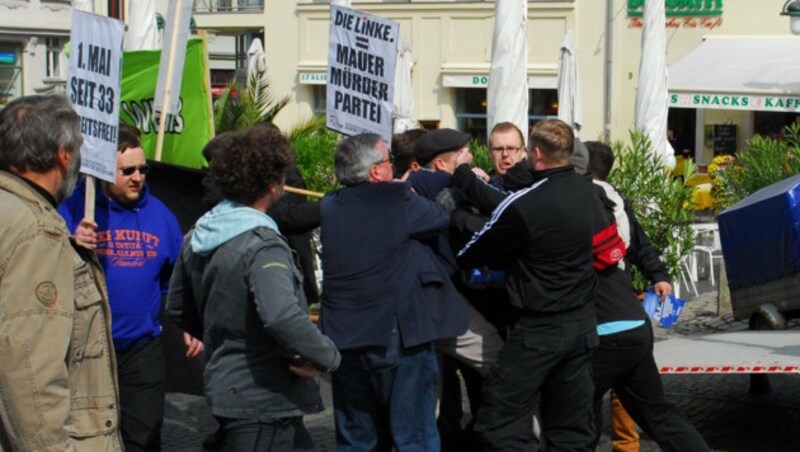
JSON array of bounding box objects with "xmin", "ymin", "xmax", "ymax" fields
[
  {"xmin": 415, "ymin": 128, "xmax": 473, "ymax": 172},
  {"xmin": 407, "ymin": 129, "xmax": 505, "ymax": 379}
]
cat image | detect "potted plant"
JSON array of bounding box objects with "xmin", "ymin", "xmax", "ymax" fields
[{"xmin": 609, "ymin": 130, "xmax": 696, "ymax": 294}]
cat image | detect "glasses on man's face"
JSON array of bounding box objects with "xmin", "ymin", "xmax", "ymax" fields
[
  {"xmin": 490, "ymin": 145, "xmax": 525, "ymax": 155},
  {"xmin": 374, "ymin": 151, "xmax": 395, "ymax": 166},
  {"xmin": 119, "ymin": 165, "xmax": 151, "ymax": 176}
]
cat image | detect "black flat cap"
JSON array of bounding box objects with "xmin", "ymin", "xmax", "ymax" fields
[{"xmin": 414, "ymin": 128, "xmax": 471, "ymax": 166}]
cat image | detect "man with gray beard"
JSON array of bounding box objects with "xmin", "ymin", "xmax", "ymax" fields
[{"xmin": 0, "ymin": 95, "xmax": 123, "ymax": 450}]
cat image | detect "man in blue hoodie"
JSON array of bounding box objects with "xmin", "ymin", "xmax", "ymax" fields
[{"xmin": 58, "ymin": 127, "xmax": 186, "ymax": 451}]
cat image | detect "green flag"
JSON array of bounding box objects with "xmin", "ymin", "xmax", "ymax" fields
[{"xmin": 120, "ymin": 38, "xmax": 212, "ymax": 169}]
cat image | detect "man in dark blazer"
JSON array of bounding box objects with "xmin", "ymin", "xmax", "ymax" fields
[{"xmin": 320, "ymin": 133, "xmax": 468, "ymax": 451}]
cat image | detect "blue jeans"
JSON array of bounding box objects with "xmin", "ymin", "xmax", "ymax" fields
[{"xmin": 332, "ymin": 327, "xmax": 440, "ymax": 452}]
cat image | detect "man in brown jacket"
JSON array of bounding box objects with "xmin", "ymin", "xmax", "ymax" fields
[{"xmin": 0, "ymin": 95, "xmax": 123, "ymax": 451}]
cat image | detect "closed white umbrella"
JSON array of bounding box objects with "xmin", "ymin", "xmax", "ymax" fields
[
  {"xmin": 125, "ymin": 0, "xmax": 158, "ymax": 51},
  {"xmin": 487, "ymin": 0, "xmax": 528, "ymax": 144},
  {"xmin": 247, "ymin": 38, "xmax": 266, "ymax": 82},
  {"xmin": 393, "ymin": 37, "xmax": 417, "ymax": 134},
  {"xmin": 557, "ymin": 30, "xmax": 582, "ymax": 133},
  {"xmin": 635, "ymin": 0, "xmax": 675, "ymax": 168}
]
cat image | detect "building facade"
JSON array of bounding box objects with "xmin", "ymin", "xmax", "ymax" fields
[
  {"xmin": 0, "ymin": 0, "xmax": 73, "ymax": 105},
  {"xmin": 7, "ymin": 0, "xmax": 798, "ymax": 166},
  {"xmin": 187, "ymin": 0, "xmax": 796, "ymax": 165}
]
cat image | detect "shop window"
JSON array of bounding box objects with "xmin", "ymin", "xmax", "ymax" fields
[
  {"xmin": 0, "ymin": 44, "xmax": 22, "ymax": 106},
  {"xmin": 454, "ymin": 88, "xmax": 558, "ymax": 144},
  {"xmin": 46, "ymin": 38, "xmax": 65, "ymax": 79},
  {"xmin": 667, "ymin": 107, "xmax": 696, "ymax": 158},
  {"xmin": 754, "ymin": 111, "xmax": 800, "ymax": 140},
  {"xmin": 210, "ymin": 69, "xmax": 235, "ymax": 86},
  {"xmin": 312, "ymin": 85, "xmax": 326, "ymax": 116}
]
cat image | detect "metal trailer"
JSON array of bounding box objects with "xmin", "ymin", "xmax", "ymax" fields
[
  {"xmin": 654, "ymin": 175, "xmax": 800, "ymax": 390},
  {"xmin": 718, "ymin": 173, "xmax": 800, "ymax": 330}
]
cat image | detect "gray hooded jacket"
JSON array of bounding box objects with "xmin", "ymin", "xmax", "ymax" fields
[{"xmin": 166, "ymin": 200, "xmax": 340, "ymax": 420}]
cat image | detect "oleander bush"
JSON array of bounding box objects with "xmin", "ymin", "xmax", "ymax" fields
[
  {"xmin": 609, "ymin": 130, "xmax": 696, "ymax": 292},
  {"xmin": 290, "ymin": 127, "xmax": 341, "ymax": 195}
]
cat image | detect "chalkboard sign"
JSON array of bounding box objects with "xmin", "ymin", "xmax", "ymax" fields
[{"xmin": 713, "ymin": 124, "xmax": 737, "ymax": 155}]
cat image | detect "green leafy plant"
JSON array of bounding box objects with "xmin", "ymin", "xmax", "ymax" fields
[
  {"xmin": 609, "ymin": 130, "xmax": 696, "ymax": 292},
  {"xmin": 291, "ymin": 127, "xmax": 341, "ymax": 195},
  {"xmin": 711, "ymin": 123, "xmax": 800, "ymax": 211},
  {"xmin": 469, "ymin": 139, "xmax": 494, "ymax": 174},
  {"xmin": 212, "ymin": 68, "xmax": 336, "ymax": 195},
  {"xmin": 213, "ymin": 67, "xmax": 324, "ymax": 139}
]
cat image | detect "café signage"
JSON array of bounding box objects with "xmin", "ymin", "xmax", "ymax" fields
[
  {"xmin": 300, "ymin": 72, "xmax": 327, "ymax": 84},
  {"xmin": 628, "ymin": 0, "xmax": 723, "ymax": 17},
  {"xmin": 670, "ymin": 92, "xmax": 800, "ymax": 113}
]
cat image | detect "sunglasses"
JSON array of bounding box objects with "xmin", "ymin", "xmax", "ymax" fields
[{"xmin": 119, "ymin": 165, "xmax": 151, "ymax": 176}]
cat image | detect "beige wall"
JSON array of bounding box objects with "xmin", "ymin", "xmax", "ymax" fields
[
  {"xmin": 278, "ymin": 1, "xmax": 576, "ymax": 132},
  {"xmin": 101, "ymin": 0, "xmax": 798, "ymax": 141}
]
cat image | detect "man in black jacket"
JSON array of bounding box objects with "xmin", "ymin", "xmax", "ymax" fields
[{"xmin": 457, "ymin": 119, "xmax": 598, "ymax": 451}]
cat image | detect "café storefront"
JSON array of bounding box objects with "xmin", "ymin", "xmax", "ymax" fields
[{"xmin": 668, "ymin": 36, "xmax": 800, "ymax": 165}]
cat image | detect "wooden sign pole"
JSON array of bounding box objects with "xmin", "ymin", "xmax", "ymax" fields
[{"xmin": 84, "ymin": 175, "xmax": 96, "ymax": 222}]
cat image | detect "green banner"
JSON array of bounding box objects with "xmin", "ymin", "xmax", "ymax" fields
[{"xmin": 119, "ymin": 39, "xmax": 212, "ymax": 169}]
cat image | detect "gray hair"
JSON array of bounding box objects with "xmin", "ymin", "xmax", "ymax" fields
[
  {"xmin": 0, "ymin": 95, "xmax": 82, "ymax": 173},
  {"xmin": 335, "ymin": 133, "xmax": 384, "ymax": 186}
]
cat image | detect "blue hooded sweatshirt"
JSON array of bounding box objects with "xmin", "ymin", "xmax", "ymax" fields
[{"xmin": 58, "ymin": 178, "xmax": 183, "ymax": 352}]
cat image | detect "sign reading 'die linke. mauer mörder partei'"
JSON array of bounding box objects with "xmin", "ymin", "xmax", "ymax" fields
[
  {"xmin": 68, "ymin": 10, "xmax": 124, "ymax": 183},
  {"xmin": 327, "ymin": 5, "xmax": 398, "ymax": 145}
]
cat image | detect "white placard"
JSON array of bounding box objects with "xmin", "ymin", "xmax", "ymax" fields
[
  {"xmin": 68, "ymin": 10, "xmax": 124, "ymax": 183},
  {"xmin": 327, "ymin": 5, "xmax": 398, "ymax": 146}
]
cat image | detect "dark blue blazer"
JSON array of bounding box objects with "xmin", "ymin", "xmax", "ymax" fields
[{"xmin": 320, "ymin": 182, "xmax": 469, "ymax": 350}]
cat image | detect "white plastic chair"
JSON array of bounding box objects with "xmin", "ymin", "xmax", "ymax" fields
[
  {"xmin": 678, "ymin": 254, "xmax": 698, "ymax": 297},
  {"xmin": 687, "ymin": 223, "xmax": 723, "ymax": 286}
]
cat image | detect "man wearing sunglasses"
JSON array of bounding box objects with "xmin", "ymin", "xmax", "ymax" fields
[{"xmin": 58, "ymin": 126, "xmax": 185, "ymax": 452}]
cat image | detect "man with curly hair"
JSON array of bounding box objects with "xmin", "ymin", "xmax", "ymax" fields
[{"xmin": 166, "ymin": 125, "xmax": 341, "ymax": 450}]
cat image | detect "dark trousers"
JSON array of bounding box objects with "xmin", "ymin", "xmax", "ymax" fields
[
  {"xmin": 437, "ymin": 355, "xmax": 484, "ymax": 452},
  {"xmin": 116, "ymin": 336, "xmax": 166, "ymax": 452},
  {"xmin": 475, "ymin": 316, "xmax": 598, "ymax": 451},
  {"xmin": 216, "ymin": 416, "xmax": 315, "ymax": 451},
  {"xmin": 591, "ymin": 322, "xmax": 710, "ymax": 452}
]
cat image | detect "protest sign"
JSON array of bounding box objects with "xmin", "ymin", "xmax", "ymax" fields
[
  {"xmin": 119, "ymin": 39, "xmax": 212, "ymax": 170},
  {"xmin": 68, "ymin": 10, "xmax": 124, "ymax": 183},
  {"xmin": 327, "ymin": 5, "xmax": 398, "ymax": 146}
]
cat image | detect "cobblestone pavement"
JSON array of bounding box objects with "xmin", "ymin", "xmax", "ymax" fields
[{"xmin": 163, "ymin": 281, "xmax": 800, "ymax": 451}]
